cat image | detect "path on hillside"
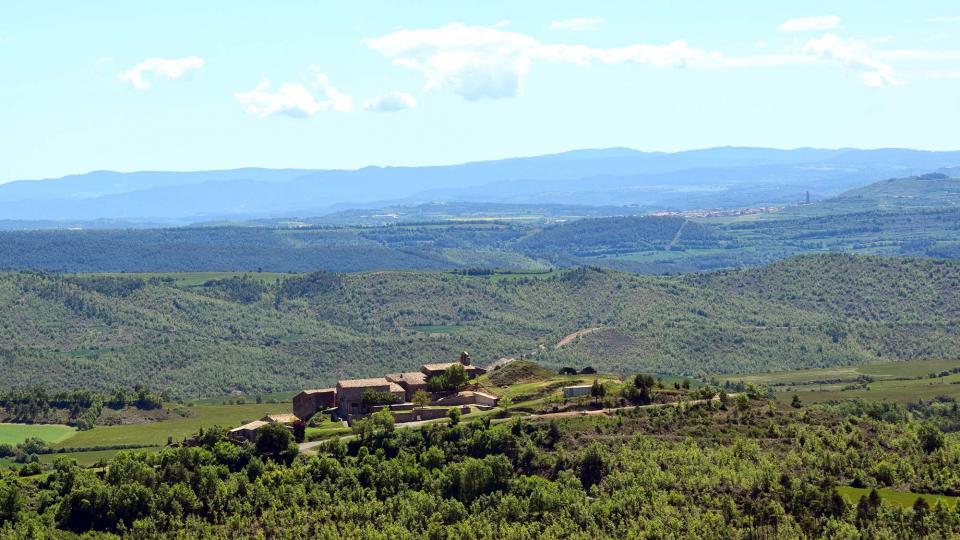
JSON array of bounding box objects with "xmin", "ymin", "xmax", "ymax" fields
[
  {"xmin": 555, "ymin": 327, "xmax": 603, "ymax": 349},
  {"xmin": 667, "ymin": 219, "xmax": 688, "ymax": 250}
]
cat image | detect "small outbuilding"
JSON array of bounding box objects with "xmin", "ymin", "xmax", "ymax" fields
[
  {"xmin": 261, "ymin": 413, "xmax": 299, "ymax": 425},
  {"xmin": 563, "ymin": 384, "xmax": 593, "ymax": 399},
  {"xmin": 229, "ymin": 420, "xmax": 268, "ymax": 441}
]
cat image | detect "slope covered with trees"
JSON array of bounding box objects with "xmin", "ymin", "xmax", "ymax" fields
[
  {"xmin": 4, "ymin": 393, "xmax": 960, "ymax": 538},
  {"xmin": 1, "ymin": 255, "xmax": 959, "ymax": 398}
]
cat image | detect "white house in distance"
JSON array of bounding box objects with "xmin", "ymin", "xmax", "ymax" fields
[{"xmin": 563, "ymin": 384, "xmax": 592, "ymax": 399}]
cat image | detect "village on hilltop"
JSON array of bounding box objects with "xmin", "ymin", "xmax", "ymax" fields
[{"xmin": 229, "ymin": 352, "xmax": 501, "ymax": 440}]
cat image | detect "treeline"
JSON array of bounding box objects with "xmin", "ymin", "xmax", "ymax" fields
[
  {"xmin": 3, "ymin": 393, "xmax": 960, "ymax": 537},
  {"xmin": 0, "ymin": 386, "xmax": 168, "ymax": 429}
]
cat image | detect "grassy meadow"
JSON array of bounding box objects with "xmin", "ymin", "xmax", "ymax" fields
[
  {"xmin": 0, "ymin": 423, "xmax": 76, "ymax": 445},
  {"xmin": 836, "ymin": 487, "xmax": 958, "ymax": 510},
  {"xmin": 55, "ymin": 403, "xmax": 288, "ymax": 449}
]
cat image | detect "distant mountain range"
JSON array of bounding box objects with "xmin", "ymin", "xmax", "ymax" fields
[
  {"xmin": 1, "ymin": 172, "xmax": 958, "ymax": 274},
  {"xmin": 4, "ymin": 147, "xmax": 960, "ymax": 225}
]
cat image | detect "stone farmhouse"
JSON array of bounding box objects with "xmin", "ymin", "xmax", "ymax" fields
[{"xmin": 292, "ymin": 352, "xmax": 495, "ymax": 424}]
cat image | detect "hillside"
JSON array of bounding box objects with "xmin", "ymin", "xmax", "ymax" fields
[
  {"xmin": 836, "ymin": 173, "xmax": 960, "ymax": 208},
  {"xmin": 1, "ymin": 255, "xmax": 959, "ymax": 397}
]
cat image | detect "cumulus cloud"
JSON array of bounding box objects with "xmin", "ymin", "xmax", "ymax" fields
[
  {"xmin": 366, "ymin": 23, "xmax": 538, "ymax": 100},
  {"xmin": 121, "ymin": 56, "xmax": 204, "ymax": 90},
  {"xmin": 364, "ymin": 91, "xmax": 417, "ymax": 112},
  {"xmin": 778, "ymin": 16, "xmax": 840, "ymax": 32},
  {"xmin": 235, "ymin": 70, "xmax": 352, "ymax": 118},
  {"xmin": 550, "ymin": 18, "xmax": 605, "ymax": 31},
  {"xmin": 365, "ymin": 22, "xmax": 731, "ymax": 100},
  {"xmin": 365, "ymin": 22, "xmax": 960, "ymax": 98},
  {"xmin": 802, "ymin": 34, "xmax": 901, "ymax": 86}
]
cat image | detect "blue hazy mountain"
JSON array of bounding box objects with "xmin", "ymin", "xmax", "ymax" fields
[{"xmin": 2, "ymin": 147, "xmax": 960, "ymax": 224}]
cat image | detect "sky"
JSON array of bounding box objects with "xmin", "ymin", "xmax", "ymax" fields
[{"xmin": 2, "ymin": 1, "xmax": 960, "ymax": 182}]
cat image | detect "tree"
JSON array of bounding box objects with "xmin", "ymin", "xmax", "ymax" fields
[
  {"xmin": 292, "ymin": 420, "xmax": 306, "ymax": 443},
  {"xmin": 448, "ymin": 407, "xmax": 461, "ymax": 426},
  {"xmin": 918, "ymin": 423, "xmax": 945, "ymax": 453},
  {"xmin": 412, "ymin": 389, "xmax": 431, "ymax": 408},
  {"xmin": 255, "ymin": 422, "xmax": 298, "ymax": 464},
  {"xmin": 352, "ymin": 409, "xmax": 395, "ymax": 441},
  {"xmin": 590, "ymin": 380, "xmax": 606, "ymax": 403},
  {"xmin": 0, "ymin": 480, "xmax": 23, "ymax": 525},
  {"xmin": 428, "ymin": 364, "xmax": 470, "ymax": 392},
  {"xmin": 558, "ymin": 367, "xmax": 577, "ymax": 375},
  {"xmin": 580, "ymin": 443, "xmax": 607, "ymax": 489},
  {"xmin": 361, "ymin": 389, "xmax": 400, "ymax": 410},
  {"xmin": 791, "ymin": 394, "xmax": 802, "ymax": 408},
  {"xmin": 580, "ymin": 366, "xmax": 597, "ymax": 375}
]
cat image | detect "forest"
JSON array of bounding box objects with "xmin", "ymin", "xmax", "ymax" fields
[
  {"xmin": 0, "ymin": 174, "xmax": 954, "ymax": 275},
  {"xmin": 4, "ymin": 387, "xmax": 960, "ymax": 538},
  {"xmin": 0, "ymin": 254, "xmax": 958, "ymax": 398}
]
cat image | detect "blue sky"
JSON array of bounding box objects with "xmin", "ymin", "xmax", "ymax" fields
[{"xmin": 2, "ymin": 1, "xmax": 960, "ymax": 182}]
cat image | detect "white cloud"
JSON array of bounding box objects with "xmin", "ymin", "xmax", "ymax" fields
[
  {"xmin": 802, "ymin": 34, "xmax": 901, "ymax": 86},
  {"xmin": 364, "ymin": 91, "xmax": 417, "ymax": 112},
  {"xmin": 778, "ymin": 16, "xmax": 840, "ymax": 32},
  {"xmin": 121, "ymin": 56, "xmax": 204, "ymax": 90},
  {"xmin": 366, "ymin": 23, "xmax": 539, "ymax": 100},
  {"xmin": 928, "ymin": 16, "xmax": 960, "ymax": 23},
  {"xmin": 550, "ymin": 18, "xmax": 605, "ymax": 31},
  {"xmin": 235, "ymin": 69, "xmax": 352, "ymax": 118},
  {"xmin": 366, "ymin": 22, "xmax": 732, "ymax": 100},
  {"xmin": 366, "ymin": 22, "xmax": 960, "ymax": 98}
]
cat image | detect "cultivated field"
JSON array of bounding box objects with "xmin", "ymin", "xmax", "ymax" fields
[
  {"xmin": 54, "ymin": 403, "xmax": 287, "ymax": 448},
  {"xmin": 724, "ymin": 358, "xmax": 960, "ymax": 404},
  {"xmin": 0, "ymin": 423, "xmax": 76, "ymax": 445}
]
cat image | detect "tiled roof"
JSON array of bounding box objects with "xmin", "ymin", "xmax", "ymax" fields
[
  {"xmin": 421, "ymin": 362, "xmax": 483, "ymax": 372},
  {"xmin": 386, "ymin": 372, "xmax": 427, "ymax": 384},
  {"xmin": 262, "ymin": 413, "xmax": 299, "ymax": 423},
  {"xmin": 337, "ymin": 377, "xmax": 393, "ymax": 388},
  {"xmin": 299, "ymin": 388, "xmax": 335, "ymax": 395},
  {"xmin": 229, "ymin": 420, "xmax": 268, "ymax": 432}
]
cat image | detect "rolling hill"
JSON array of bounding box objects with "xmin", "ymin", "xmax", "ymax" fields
[{"xmin": 1, "ymin": 255, "xmax": 958, "ymax": 398}]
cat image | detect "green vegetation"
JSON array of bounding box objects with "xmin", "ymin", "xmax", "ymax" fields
[
  {"xmin": 2, "ymin": 254, "xmax": 960, "ymax": 397},
  {"xmin": 54, "ymin": 403, "xmax": 286, "ymax": 449},
  {"xmin": 488, "ymin": 360, "xmax": 554, "ymax": 386},
  {"xmin": 836, "ymin": 487, "xmax": 958, "ymax": 510},
  {"xmin": 0, "ymin": 424, "xmax": 75, "ymax": 446},
  {"xmin": 5, "ymin": 389, "xmax": 960, "ymax": 537}
]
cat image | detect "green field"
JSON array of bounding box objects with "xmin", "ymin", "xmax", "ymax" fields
[
  {"xmin": 55, "ymin": 403, "xmax": 288, "ymax": 448},
  {"xmin": 0, "ymin": 423, "xmax": 76, "ymax": 445},
  {"xmin": 837, "ymin": 487, "xmax": 958, "ymax": 510},
  {"xmin": 39, "ymin": 447, "xmax": 163, "ymax": 467},
  {"xmin": 724, "ymin": 359, "xmax": 960, "ymax": 405},
  {"xmin": 727, "ymin": 359, "xmax": 960, "ymax": 386}
]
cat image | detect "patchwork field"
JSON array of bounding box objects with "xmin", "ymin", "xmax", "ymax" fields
[{"xmin": 723, "ymin": 358, "xmax": 960, "ymax": 404}]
